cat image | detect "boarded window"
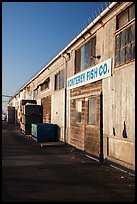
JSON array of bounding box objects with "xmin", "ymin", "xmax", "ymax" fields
[
  {"xmin": 75, "ymin": 36, "xmax": 96, "ymax": 74},
  {"xmin": 88, "ymin": 99, "xmax": 97, "ymax": 125},
  {"xmin": 115, "ymin": 4, "xmax": 135, "ymax": 67},
  {"xmin": 55, "ymin": 70, "xmax": 64, "ymax": 90},
  {"xmin": 76, "ymin": 100, "xmax": 82, "ymax": 123}
]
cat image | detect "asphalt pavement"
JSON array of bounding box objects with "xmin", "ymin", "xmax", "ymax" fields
[{"xmin": 2, "ymin": 123, "xmax": 135, "ymax": 202}]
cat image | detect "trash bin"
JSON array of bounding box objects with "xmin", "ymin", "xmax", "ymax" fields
[{"xmin": 31, "ymin": 123, "xmax": 58, "ymax": 142}]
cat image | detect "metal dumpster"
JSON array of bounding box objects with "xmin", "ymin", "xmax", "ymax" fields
[{"xmin": 31, "ymin": 123, "xmax": 58, "ymax": 142}]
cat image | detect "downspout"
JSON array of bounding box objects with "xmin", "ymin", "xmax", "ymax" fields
[{"xmin": 62, "ymin": 53, "xmax": 70, "ymax": 145}]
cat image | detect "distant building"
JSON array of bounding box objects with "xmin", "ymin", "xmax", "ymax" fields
[
  {"xmin": 8, "ymin": 2, "xmax": 135, "ymax": 173},
  {"xmin": 2, "ymin": 113, "xmax": 6, "ymax": 121}
]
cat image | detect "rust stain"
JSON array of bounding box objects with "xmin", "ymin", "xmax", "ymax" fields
[
  {"xmin": 82, "ymin": 35, "xmax": 86, "ymax": 41},
  {"xmin": 99, "ymin": 19, "xmax": 104, "ymax": 27},
  {"xmin": 87, "ymin": 30, "xmax": 92, "ymax": 36}
]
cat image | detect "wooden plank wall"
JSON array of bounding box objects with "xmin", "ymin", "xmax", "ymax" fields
[
  {"xmin": 41, "ymin": 96, "xmax": 51, "ymax": 123},
  {"xmin": 70, "ymin": 80, "xmax": 102, "ymax": 154},
  {"xmin": 103, "ymin": 63, "xmax": 135, "ymax": 169}
]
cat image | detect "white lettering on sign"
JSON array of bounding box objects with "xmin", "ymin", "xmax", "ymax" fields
[{"xmin": 67, "ymin": 58, "xmax": 112, "ymax": 90}]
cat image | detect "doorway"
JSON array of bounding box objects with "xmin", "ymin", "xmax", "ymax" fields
[{"xmin": 84, "ymin": 93, "xmax": 103, "ymax": 161}]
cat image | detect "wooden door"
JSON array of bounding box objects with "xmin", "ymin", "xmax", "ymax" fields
[{"xmin": 84, "ymin": 93, "xmax": 103, "ymax": 161}]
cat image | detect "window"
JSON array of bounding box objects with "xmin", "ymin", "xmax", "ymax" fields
[
  {"xmin": 27, "ymin": 86, "xmax": 30, "ymax": 92},
  {"xmin": 116, "ymin": 3, "xmax": 135, "ymax": 30},
  {"xmin": 34, "ymin": 87, "xmax": 38, "ymax": 97},
  {"xmin": 41, "ymin": 82, "xmax": 49, "ymax": 91},
  {"xmin": 75, "ymin": 36, "xmax": 96, "ymax": 74},
  {"xmin": 115, "ymin": 3, "xmax": 135, "ymax": 66},
  {"xmin": 40, "ymin": 77, "xmax": 50, "ymax": 91},
  {"xmin": 55, "ymin": 70, "xmax": 64, "ymax": 90},
  {"xmin": 76, "ymin": 100, "xmax": 82, "ymax": 123},
  {"xmin": 88, "ymin": 99, "xmax": 97, "ymax": 125}
]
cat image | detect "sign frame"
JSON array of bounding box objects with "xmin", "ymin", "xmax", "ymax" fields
[{"xmin": 67, "ymin": 58, "xmax": 112, "ymax": 90}]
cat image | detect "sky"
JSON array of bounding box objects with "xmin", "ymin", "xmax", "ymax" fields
[{"xmin": 2, "ymin": 2, "xmax": 110, "ymax": 112}]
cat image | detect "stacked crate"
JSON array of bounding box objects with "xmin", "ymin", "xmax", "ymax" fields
[
  {"xmin": 20, "ymin": 100, "xmax": 37, "ymax": 132},
  {"xmin": 20, "ymin": 100, "xmax": 37, "ymax": 124},
  {"xmin": 7, "ymin": 106, "xmax": 15, "ymax": 124},
  {"xmin": 21, "ymin": 104, "xmax": 42, "ymax": 135}
]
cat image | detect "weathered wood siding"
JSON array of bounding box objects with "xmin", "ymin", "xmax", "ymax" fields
[
  {"xmin": 103, "ymin": 63, "xmax": 135, "ymax": 170},
  {"xmin": 70, "ymin": 80, "xmax": 102, "ymax": 155},
  {"xmin": 41, "ymin": 96, "xmax": 51, "ymax": 123},
  {"xmin": 84, "ymin": 95, "xmax": 101, "ymax": 157},
  {"xmin": 70, "ymin": 98, "xmax": 85, "ymax": 150}
]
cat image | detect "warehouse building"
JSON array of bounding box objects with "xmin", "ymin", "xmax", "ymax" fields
[{"xmin": 8, "ymin": 2, "xmax": 135, "ymax": 172}]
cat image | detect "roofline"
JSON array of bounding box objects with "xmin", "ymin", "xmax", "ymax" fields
[{"xmin": 9, "ymin": 2, "xmax": 118, "ymax": 102}]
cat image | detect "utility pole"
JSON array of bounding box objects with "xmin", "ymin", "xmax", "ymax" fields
[{"xmin": 2, "ymin": 95, "xmax": 12, "ymax": 97}]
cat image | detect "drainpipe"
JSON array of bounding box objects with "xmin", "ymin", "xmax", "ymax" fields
[{"xmin": 62, "ymin": 52, "xmax": 70, "ymax": 145}]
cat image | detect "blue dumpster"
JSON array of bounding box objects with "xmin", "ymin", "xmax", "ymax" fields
[{"xmin": 31, "ymin": 123, "xmax": 58, "ymax": 142}]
